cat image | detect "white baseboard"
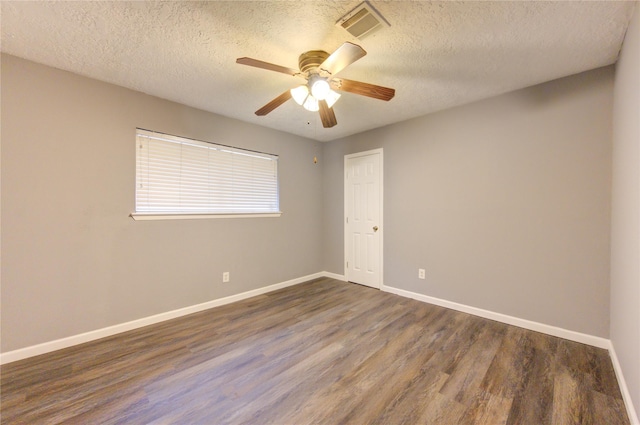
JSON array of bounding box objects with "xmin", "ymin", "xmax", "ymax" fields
[
  {"xmin": 608, "ymin": 342, "xmax": 640, "ymax": 425},
  {"xmin": 0, "ymin": 271, "xmax": 332, "ymax": 365},
  {"xmin": 321, "ymin": 271, "xmax": 346, "ymax": 281},
  {"xmin": 380, "ymin": 284, "xmax": 610, "ymax": 349}
]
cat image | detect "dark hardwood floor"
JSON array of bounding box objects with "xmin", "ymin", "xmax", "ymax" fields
[{"xmin": 0, "ymin": 278, "xmax": 630, "ymax": 424}]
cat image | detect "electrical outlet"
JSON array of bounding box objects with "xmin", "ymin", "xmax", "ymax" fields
[
  {"xmin": 223, "ymin": 272, "xmax": 230, "ymax": 283},
  {"xmin": 418, "ymin": 269, "xmax": 425, "ymax": 280}
]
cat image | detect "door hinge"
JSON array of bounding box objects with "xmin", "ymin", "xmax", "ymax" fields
[
  {"xmin": 346, "ymin": 261, "xmax": 349, "ymax": 268},
  {"xmin": 346, "ymin": 217, "xmax": 349, "ymax": 224}
]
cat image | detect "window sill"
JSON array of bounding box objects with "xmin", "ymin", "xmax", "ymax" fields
[{"xmin": 130, "ymin": 212, "xmax": 282, "ymax": 221}]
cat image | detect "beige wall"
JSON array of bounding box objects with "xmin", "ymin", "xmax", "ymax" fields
[
  {"xmin": 324, "ymin": 67, "xmax": 614, "ymax": 338},
  {"xmin": 611, "ymin": 3, "xmax": 640, "ymax": 417},
  {"xmin": 1, "ymin": 54, "xmax": 324, "ymax": 352},
  {"xmin": 0, "ymin": 50, "xmax": 623, "ymax": 360}
]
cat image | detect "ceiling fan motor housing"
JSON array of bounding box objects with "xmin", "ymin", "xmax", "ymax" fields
[{"xmin": 298, "ymin": 50, "xmax": 330, "ymax": 74}]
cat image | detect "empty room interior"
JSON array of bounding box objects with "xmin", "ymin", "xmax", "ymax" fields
[{"xmin": 1, "ymin": 1, "xmax": 639, "ymax": 424}]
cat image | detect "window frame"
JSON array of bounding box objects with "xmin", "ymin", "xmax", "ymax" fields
[{"xmin": 131, "ymin": 129, "xmax": 281, "ymax": 221}]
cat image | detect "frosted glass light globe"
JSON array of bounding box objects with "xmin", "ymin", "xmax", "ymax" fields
[
  {"xmin": 290, "ymin": 85, "xmax": 309, "ymax": 105},
  {"xmin": 311, "ymin": 79, "xmax": 331, "ymax": 101},
  {"xmin": 325, "ymin": 90, "xmax": 341, "ymax": 108},
  {"xmin": 303, "ymin": 95, "xmax": 319, "ymax": 112}
]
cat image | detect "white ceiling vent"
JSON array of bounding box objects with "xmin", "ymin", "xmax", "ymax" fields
[{"xmin": 336, "ymin": 1, "xmax": 390, "ymax": 40}]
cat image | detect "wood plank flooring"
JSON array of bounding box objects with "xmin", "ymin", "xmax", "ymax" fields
[{"xmin": 0, "ymin": 278, "xmax": 630, "ymax": 424}]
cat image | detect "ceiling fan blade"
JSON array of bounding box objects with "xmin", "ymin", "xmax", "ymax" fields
[
  {"xmin": 318, "ymin": 100, "xmax": 337, "ymax": 128},
  {"xmin": 318, "ymin": 42, "xmax": 367, "ymax": 76},
  {"xmin": 255, "ymin": 90, "xmax": 292, "ymax": 116},
  {"xmin": 236, "ymin": 57, "xmax": 300, "ymax": 77},
  {"xmin": 331, "ymin": 78, "xmax": 395, "ymax": 101}
]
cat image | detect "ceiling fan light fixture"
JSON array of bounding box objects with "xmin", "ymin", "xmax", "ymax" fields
[
  {"xmin": 238, "ymin": 41, "xmax": 393, "ymax": 124},
  {"xmin": 311, "ymin": 78, "xmax": 331, "ymax": 100},
  {"xmin": 291, "ymin": 85, "xmax": 309, "ymax": 105}
]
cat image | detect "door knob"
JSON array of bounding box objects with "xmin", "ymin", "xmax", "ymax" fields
[{"xmin": 373, "ymin": 226, "xmax": 379, "ymax": 232}]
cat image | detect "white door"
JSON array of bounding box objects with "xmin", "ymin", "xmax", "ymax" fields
[{"xmin": 345, "ymin": 149, "xmax": 383, "ymax": 289}]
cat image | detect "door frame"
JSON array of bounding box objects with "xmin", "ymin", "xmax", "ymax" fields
[{"xmin": 344, "ymin": 148, "xmax": 384, "ymax": 289}]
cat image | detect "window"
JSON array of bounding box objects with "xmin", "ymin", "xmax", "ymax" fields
[{"xmin": 132, "ymin": 129, "xmax": 280, "ymax": 220}]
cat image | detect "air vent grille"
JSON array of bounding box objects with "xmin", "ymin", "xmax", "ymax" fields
[{"xmin": 336, "ymin": 1, "xmax": 390, "ymax": 40}]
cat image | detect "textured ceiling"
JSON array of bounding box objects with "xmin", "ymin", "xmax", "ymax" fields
[{"xmin": 0, "ymin": 1, "xmax": 635, "ymax": 141}]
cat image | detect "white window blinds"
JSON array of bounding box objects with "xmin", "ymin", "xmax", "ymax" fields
[{"xmin": 135, "ymin": 129, "xmax": 279, "ymax": 216}]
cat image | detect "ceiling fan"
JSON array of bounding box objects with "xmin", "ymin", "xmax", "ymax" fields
[{"xmin": 236, "ymin": 42, "xmax": 395, "ymax": 128}]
